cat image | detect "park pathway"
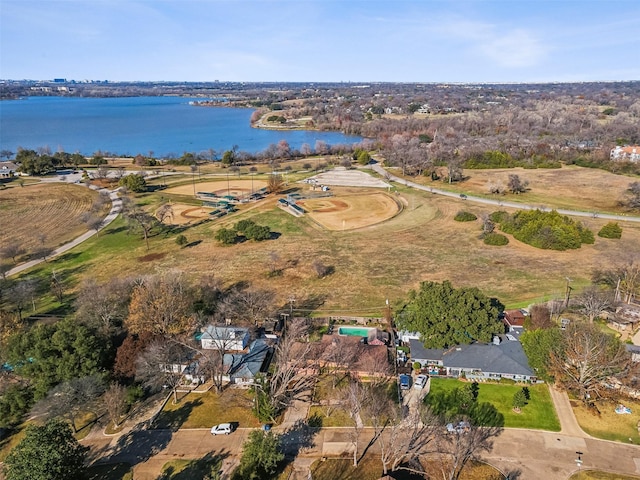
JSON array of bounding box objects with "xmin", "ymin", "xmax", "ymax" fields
[
  {"xmin": 370, "ymin": 163, "xmax": 640, "ymax": 223},
  {"xmin": 6, "ymin": 186, "xmax": 122, "ymax": 277}
]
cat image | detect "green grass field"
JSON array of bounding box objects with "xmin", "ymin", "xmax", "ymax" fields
[
  {"xmin": 427, "ymin": 378, "xmax": 561, "ymax": 431},
  {"xmin": 154, "ymin": 389, "xmax": 261, "ymax": 430}
]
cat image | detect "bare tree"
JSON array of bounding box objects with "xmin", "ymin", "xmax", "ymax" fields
[
  {"xmin": 311, "ymin": 259, "xmax": 330, "ymax": 279},
  {"xmin": 528, "ymin": 303, "xmax": 555, "ymax": 330},
  {"xmin": 219, "ymin": 287, "xmax": 275, "ymax": 326},
  {"xmin": 507, "ymin": 174, "xmax": 528, "ymax": 194},
  {"xmin": 577, "ymin": 286, "xmax": 611, "ymax": 323},
  {"xmin": 377, "ymin": 406, "xmax": 442, "ymax": 476},
  {"xmin": 262, "ymin": 318, "xmax": 315, "ymax": 419},
  {"xmin": 550, "ymin": 321, "xmax": 631, "ymax": 403},
  {"xmin": 155, "ymin": 203, "xmax": 174, "ymax": 224},
  {"xmin": 32, "ymin": 375, "xmax": 105, "ymax": 433},
  {"xmin": 1, "ymin": 242, "xmax": 25, "ymax": 264},
  {"xmin": 8, "ymin": 279, "xmax": 37, "ymax": 320},
  {"xmin": 266, "ymin": 173, "xmax": 285, "ymax": 194},
  {"xmin": 75, "ymin": 277, "xmax": 132, "ymax": 336},
  {"xmin": 436, "ymin": 421, "xmax": 503, "ymax": 480},
  {"xmin": 122, "ymin": 196, "xmax": 160, "ymax": 251},
  {"xmin": 50, "ymin": 270, "xmax": 65, "ymax": 303},
  {"xmin": 103, "ymin": 382, "xmax": 128, "ymax": 429},
  {"xmin": 136, "ymin": 339, "xmax": 191, "ymax": 404},
  {"xmin": 343, "ymin": 378, "xmax": 369, "ymax": 467}
]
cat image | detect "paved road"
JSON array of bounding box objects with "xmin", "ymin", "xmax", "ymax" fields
[
  {"xmin": 371, "ymin": 163, "xmax": 640, "ymax": 223},
  {"xmin": 6, "ymin": 186, "xmax": 122, "ymax": 277},
  {"xmin": 82, "ymin": 381, "xmax": 640, "ymax": 480}
]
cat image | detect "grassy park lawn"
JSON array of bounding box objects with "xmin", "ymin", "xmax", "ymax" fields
[
  {"xmin": 572, "ymin": 399, "xmax": 640, "ymax": 444},
  {"xmin": 569, "ymin": 471, "xmax": 640, "ymax": 480},
  {"xmin": 428, "ymin": 378, "xmax": 560, "ymax": 431},
  {"xmin": 154, "ymin": 389, "xmax": 261, "ymax": 430}
]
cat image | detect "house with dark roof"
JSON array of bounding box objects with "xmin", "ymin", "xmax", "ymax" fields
[
  {"xmin": 223, "ymin": 338, "xmax": 273, "ymax": 384},
  {"xmin": 409, "ymin": 332, "xmax": 535, "ymax": 382}
]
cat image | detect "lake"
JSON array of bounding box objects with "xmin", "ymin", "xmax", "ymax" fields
[{"xmin": 0, "ymin": 96, "xmax": 362, "ymax": 157}]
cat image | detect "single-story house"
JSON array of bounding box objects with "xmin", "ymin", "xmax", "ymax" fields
[
  {"xmin": 0, "ymin": 162, "xmax": 18, "ymax": 178},
  {"xmin": 223, "ymin": 338, "xmax": 273, "ymax": 384},
  {"xmin": 503, "ymin": 309, "xmax": 526, "ymax": 331},
  {"xmin": 291, "ymin": 334, "xmax": 391, "ymax": 379},
  {"xmin": 200, "ymin": 325, "xmax": 250, "ymax": 352},
  {"xmin": 409, "ymin": 332, "xmax": 536, "ymax": 382},
  {"xmin": 611, "ymin": 146, "xmax": 640, "ymax": 163}
]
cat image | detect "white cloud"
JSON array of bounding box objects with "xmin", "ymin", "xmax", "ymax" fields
[{"xmin": 475, "ymin": 29, "xmax": 548, "ymax": 68}]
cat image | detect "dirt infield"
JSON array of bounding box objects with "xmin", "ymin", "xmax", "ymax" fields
[
  {"xmin": 305, "ymin": 167, "xmax": 390, "ymax": 188},
  {"xmin": 298, "ymin": 192, "xmax": 400, "ymax": 230},
  {"xmin": 158, "ymin": 203, "xmax": 211, "ymax": 225},
  {"xmin": 164, "ymin": 179, "xmax": 267, "ymax": 197}
]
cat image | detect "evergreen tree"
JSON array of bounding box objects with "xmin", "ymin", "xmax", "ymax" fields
[{"xmin": 3, "ymin": 419, "xmax": 89, "ymax": 480}]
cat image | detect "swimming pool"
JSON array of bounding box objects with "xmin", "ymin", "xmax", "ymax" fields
[{"xmin": 338, "ymin": 326, "xmax": 376, "ymax": 338}]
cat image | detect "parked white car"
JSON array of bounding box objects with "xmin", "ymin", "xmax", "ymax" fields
[
  {"xmin": 414, "ymin": 374, "xmax": 428, "ymax": 389},
  {"xmin": 210, "ymin": 423, "xmax": 234, "ymax": 435}
]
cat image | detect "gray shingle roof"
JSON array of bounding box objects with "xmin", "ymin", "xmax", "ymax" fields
[{"xmin": 409, "ymin": 335, "xmax": 533, "ymax": 377}]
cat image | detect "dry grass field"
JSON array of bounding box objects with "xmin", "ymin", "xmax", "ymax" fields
[
  {"xmin": 145, "ymin": 183, "xmax": 640, "ymax": 313},
  {"xmin": 397, "ymin": 164, "xmax": 637, "ymax": 213},
  {"xmin": 298, "ymin": 190, "xmax": 400, "ymax": 230},
  {"xmin": 0, "ymin": 183, "xmax": 101, "ymax": 256},
  {"xmin": 9, "ymin": 165, "xmax": 640, "ymax": 316}
]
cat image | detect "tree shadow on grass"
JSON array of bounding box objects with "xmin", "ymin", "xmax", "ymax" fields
[
  {"xmin": 158, "ymin": 450, "xmax": 230, "ymax": 480},
  {"xmin": 151, "ymin": 397, "xmax": 204, "ymax": 431}
]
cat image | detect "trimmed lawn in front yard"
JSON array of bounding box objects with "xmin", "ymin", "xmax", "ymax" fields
[
  {"xmin": 308, "ymin": 405, "xmax": 354, "ymax": 427},
  {"xmin": 572, "ymin": 398, "xmax": 640, "ymax": 444},
  {"xmin": 160, "ymin": 454, "xmax": 223, "ymax": 479},
  {"xmin": 428, "ymin": 378, "xmax": 560, "ymax": 431},
  {"xmin": 154, "ymin": 388, "xmax": 261, "ymax": 430}
]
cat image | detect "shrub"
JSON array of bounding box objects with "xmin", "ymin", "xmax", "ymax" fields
[
  {"xmin": 598, "ymin": 222, "xmax": 623, "ymax": 239},
  {"xmin": 175, "ymin": 234, "xmax": 188, "ymax": 246},
  {"xmin": 454, "ymin": 211, "xmax": 477, "ymax": 222},
  {"xmin": 412, "ymin": 361, "xmax": 422, "ymax": 371},
  {"xmin": 500, "ymin": 209, "xmax": 594, "ymax": 250},
  {"xmin": 118, "ymin": 174, "xmax": 147, "ymax": 193},
  {"xmin": 215, "ymin": 227, "xmax": 237, "ymax": 245},
  {"xmin": 489, "ymin": 210, "xmax": 509, "ymax": 224},
  {"xmin": 483, "ymin": 233, "xmax": 509, "ymax": 246}
]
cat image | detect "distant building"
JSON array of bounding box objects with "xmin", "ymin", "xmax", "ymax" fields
[
  {"xmin": 0, "ymin": 162, "xmax": 18, "ymax": 178},
  {"xmin": 610, "ymin": 146, "xmax": 640, "ymax": 162}
]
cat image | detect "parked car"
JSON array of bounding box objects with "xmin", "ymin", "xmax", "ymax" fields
[
  {"xmin": 446, "ymin": 421, "xmax": 471, "ymax": 434},
  {"xmin": 211, "ymin": 423, "xmax": 234, "ymax": 435},
  {"xmin": 399, "ymin": 374, "xmax": 411, "ymax": 390},
  {"xmin": 414, "ymin": 374, "xmax": 428, "ymax": 389}
]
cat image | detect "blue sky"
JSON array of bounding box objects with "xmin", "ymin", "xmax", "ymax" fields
[{"xmin": 1, "ymin": 0, "xmax": 639, "ymax": 83}]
